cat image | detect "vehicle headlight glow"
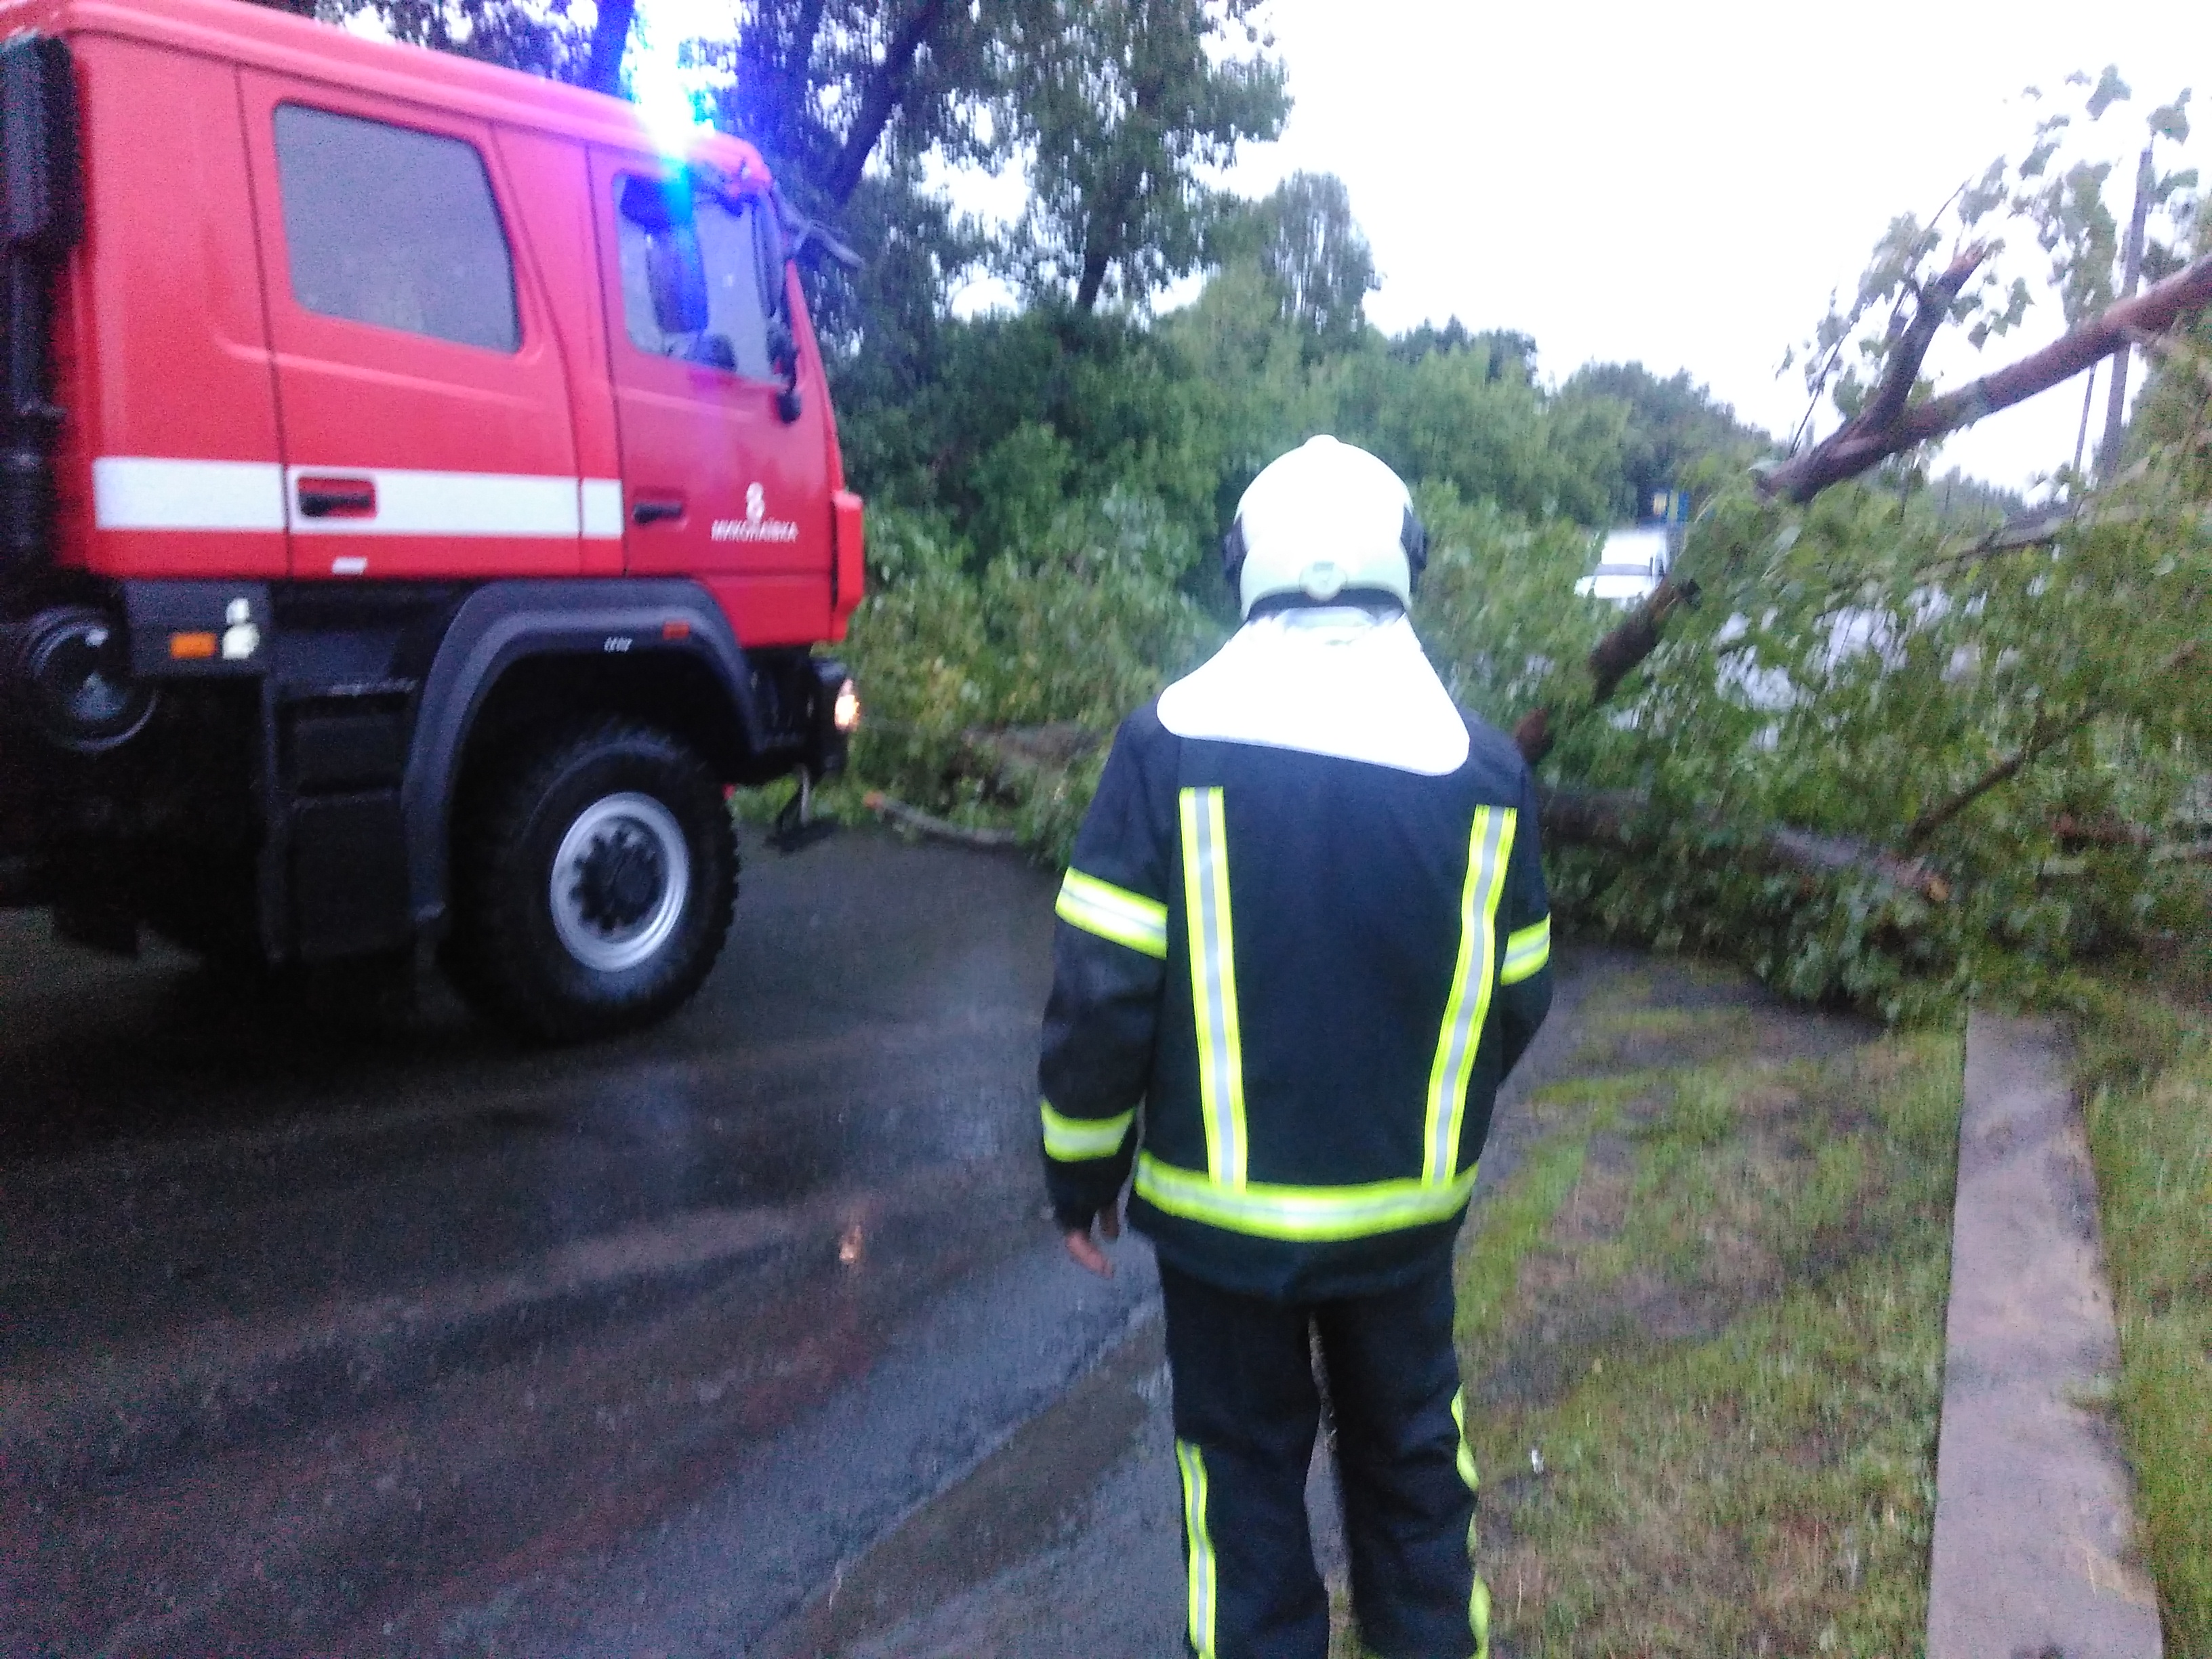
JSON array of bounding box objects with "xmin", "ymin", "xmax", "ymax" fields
[{"xmin": 832, "ymin": 678, "xmax": 861, "ymax": 734}]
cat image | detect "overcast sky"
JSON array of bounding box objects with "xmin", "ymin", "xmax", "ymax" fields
[
  {"xmin": 1212, "ymin": 0, "xmax": 2211, "ymax": 492},
  {"xmin": 638, "ymin": 0, "xmax": 2209, "ymax": 493}
]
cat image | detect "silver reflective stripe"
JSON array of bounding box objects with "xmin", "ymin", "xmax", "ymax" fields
[
  {"xmin": 1500, "ymin": 914, "xmax": 1551, "ymax": 985},
  {"xmin": 1040, "ymin": 1099, "xmax": 1134, "ymax": 1162},
  {"xmin": 1423, "ymin": 806, "xmax": 1517, "ymax": 1185},
  {"xmin": 1179, "ymin": 787, "xmax": 1246, "ymax": 1187},
  {"xmin": 1176, "ymin": 1439, "xmax": 1218, "ymax": 1656}
]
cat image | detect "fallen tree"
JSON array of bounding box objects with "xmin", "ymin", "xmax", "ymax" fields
[
  {"xmin": 1761, "ymin": 253, "xmax": 2212, "ymax": 504},
  {"xmin": 1538, "ymin": 787, "xmax": 1951, "ymax": 903},
  {"xmin": 1509, "ymin": 251, "xmax": 2212, "ymax": 771}
]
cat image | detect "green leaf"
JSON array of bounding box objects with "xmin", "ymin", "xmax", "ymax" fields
[
  {"xmin": 2147, "ymin": 91, "xmax": 2191, "ymax": 144},
  {"xmin": 2087, "ymin": 64, "xmax": 2133, "ymax": 120}
]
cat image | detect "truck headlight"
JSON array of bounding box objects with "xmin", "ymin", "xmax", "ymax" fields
[{"xmin": 832, "ymin": 678, "xmax": 861, "ymax": 733}]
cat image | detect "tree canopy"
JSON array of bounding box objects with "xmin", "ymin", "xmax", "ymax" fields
[{"xmin": 272, "ymin": 1, "xmax": 2212, "ymax": 1012}]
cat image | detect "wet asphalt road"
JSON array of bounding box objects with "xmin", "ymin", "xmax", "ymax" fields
[
  {"xmin": 1, "ymin": 825, "xmax": 1611, "ymax": 1659},
  {"xmin": 0, "ymin": 827, "xmax": 1160, "ymax": 1658}
]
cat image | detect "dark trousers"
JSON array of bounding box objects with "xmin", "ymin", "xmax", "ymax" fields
[{"xmin": 1158, "ymin": 1254, "xmax": 1486, "ymax": 1659}]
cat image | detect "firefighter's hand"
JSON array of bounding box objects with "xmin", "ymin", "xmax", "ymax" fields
[{"xmin": 1063, "ymin": 1203, "xmax": 1122, "ymax": 1278}]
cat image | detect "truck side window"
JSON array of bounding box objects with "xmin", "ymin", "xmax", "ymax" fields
[
  {"xmin": 616, "ymin": 182, "xmax": 776, "ymax": 380},
  {"xmin": 273, "ymin": 105, "xmax": 520, "ymax": 353}
]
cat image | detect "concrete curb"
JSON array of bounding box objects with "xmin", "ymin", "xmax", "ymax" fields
[{"xmin": 1927, "ymin": 1012, "xmax": 2163, "ymax": 1658}]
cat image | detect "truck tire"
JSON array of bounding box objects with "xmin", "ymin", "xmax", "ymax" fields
[{"xmin": 448, "ymin": 717, "xmax": 736, "ymax": 1041}]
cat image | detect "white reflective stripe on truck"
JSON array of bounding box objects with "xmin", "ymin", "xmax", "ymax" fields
[
  {"xmin": 92, "ymin": 457, "xmax": 627, "ymax": 539},
  {"xmin": 93, "ymin": 457, "xmax": 287, "ymax": 531},
  {"xmin": 579, "ymin": 478, "xmax": 625, "ymax": 540}
]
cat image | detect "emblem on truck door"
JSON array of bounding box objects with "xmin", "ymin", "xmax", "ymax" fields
[{"xmin": 711, "ymin": 482, "xmax": 799, "ymax": 544}]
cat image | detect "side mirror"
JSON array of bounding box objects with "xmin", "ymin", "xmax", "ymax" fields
[
  {"xmin": 765, "ymin": 315, "xmax": 801, "ymax": 422},
  {"xmin": 0, "ymin": 35, "xmax": 81, "ymax": 253},
  {"xmin": 752, "ymin": 198, "xmax": 790, "ymax": 323},
  {"xmin": 769, "ymin": 183, "xmax": 860, "ymax": 271}
]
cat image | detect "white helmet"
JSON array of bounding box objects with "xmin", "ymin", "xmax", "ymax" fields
[{"xmin": 1222, "ymin": 436, "xmax": 1427, "ymax": 617}]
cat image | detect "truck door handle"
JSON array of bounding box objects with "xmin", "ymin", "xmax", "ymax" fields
[
  {"xmin": 297, "ymin": 477, "xmax": 377, "ymax": 518},
  {"xmin": 632, "ymin": 497, "xmax": 684, "ymax": 525}
]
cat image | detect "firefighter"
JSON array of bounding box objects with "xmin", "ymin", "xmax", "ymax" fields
[{"xmin": 1038, "ymin": 435, "xmax": 1552, "ymax": 1659}]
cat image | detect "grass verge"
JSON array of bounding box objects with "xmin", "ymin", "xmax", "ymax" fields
[
  {"xmin": 1327, "ymin": 975, "xmax": 1959, "ymax": 1659},
  {"xmin": 2074, "ymin": 984, "xmax": 2212, "ymax": 1657}
]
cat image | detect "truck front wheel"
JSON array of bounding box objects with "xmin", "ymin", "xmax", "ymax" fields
[{"xmin": 449, "ymin": 717, "xmax": 736, "ymax": 1041}]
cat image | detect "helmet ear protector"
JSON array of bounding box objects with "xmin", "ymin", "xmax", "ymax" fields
[
  {"xmin": 1220, "ymin": 503, "xmax": 1429, "ymax": 602},
  {"xmin": 1399, "ymin": 504, "xmax": 1428, "ymax": 588}
]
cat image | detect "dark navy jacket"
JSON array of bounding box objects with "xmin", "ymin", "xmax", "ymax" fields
[{"xmin": 1038, "ymin": 696, "xmax": 1552, "ymax": 1301}]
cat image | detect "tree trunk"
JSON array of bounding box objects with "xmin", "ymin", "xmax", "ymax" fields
[
  {"xmin": 1075, "ymin": 237, "xmax": 1111, "ymax": 312},
  {"xmin": 820, "ymin": 0, "xmax": 951, "ymax": 207},
  {"xmin": 1539, "ymin": 787, "xmax": 1951, "ymax": 902},
  {"xmin": 1513, "ymin": 577, "xmax": 1698, "ymax": 766},
  {"xmin": 583, "ymin": 0, "xmax": 636, "ymax": 96}
]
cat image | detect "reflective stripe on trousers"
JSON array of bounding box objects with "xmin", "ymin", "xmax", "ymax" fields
[
  {"xmin": 1176, "ymin": 1437, "xmax": 1218, "ymax": 1656},
  {"xmin": 1452, "ymin": 1388, "xmax": 1492, "ymax": 1657}
]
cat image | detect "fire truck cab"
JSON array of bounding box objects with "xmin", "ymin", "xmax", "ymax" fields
[{"xmin": 0, "ymin": 0, "xmax": 865, "ymax": 1037}]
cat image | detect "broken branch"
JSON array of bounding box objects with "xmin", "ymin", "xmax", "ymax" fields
[
  {"xmin": 1913, "ymin": 504, "xmax": 2083, "ymax": 577},
  {"xmin": 861, "ymin": 792, "xmax": 1021, "ymax": 849},
  {"xmin": 1763, "ymin": 251, "xmax": 2212, "ymax": 502},
  {"xmin": 1539, "ymin": 786, "xmax": 1951, "ymax": 903},
  {"xmin": 1514, "ymin": 578, "xmax": 1699, "ymax": 765}
]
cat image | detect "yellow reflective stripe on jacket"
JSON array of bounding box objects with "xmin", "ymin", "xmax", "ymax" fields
[
  {"xmin": 1055, "ymin": 868, "xmax": 1170, "ymax": 959},
  {"xmin": 1135, "ymin": 1153, "xmax": 1479, "ymax": 1242},
  {"xmin": 1422, "ymin": 806, "xmax": 1517, "ymax": 1184},
  {"xmin": 1500, "ymin": 914, "xmax": 1551, "ymax": 985},
  {"xmin": 1176, "ymin": 1439, "xmax": 1218, "ymax": 1657},
  {"xmin": 1040, "ymin": 1100, "xmax": 1134, "ymax": 1162},
  {"xmin": 1179, "ymin": 787, "xmax": 1247, "ymax": 1187}
]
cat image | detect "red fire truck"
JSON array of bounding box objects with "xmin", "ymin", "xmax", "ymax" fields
[{"xmin": 0, "ymin": 0, "xmax": 864, "ymax": 1037}]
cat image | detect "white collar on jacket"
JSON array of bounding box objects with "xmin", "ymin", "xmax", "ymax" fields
[{"xmin": 1155, "ymin": 607, "xmax": 1471, "ymax": 776}]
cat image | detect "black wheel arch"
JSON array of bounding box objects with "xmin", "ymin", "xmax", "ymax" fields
[{"xmin": 403, "ymin": 579, "xmax": 764, "ymax": 930}]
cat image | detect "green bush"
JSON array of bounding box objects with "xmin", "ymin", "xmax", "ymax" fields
[{"xmin": 825, "ymin": 267, "xmax": 2211, "ymax": 1018}]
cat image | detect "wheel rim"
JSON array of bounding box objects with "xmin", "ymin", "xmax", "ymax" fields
[{"xmin": 549, "ymin": 792, "xmax": 691, "ymax": 972}]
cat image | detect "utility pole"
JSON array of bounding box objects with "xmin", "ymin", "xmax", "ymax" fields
[
  {"xmin": 2097, "ymin": 145, "xmax": 2154, "ymax": 479},
  {"xmin": 2072, "ymin": 361, "xmax": 2098, "ymax": 485}
]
